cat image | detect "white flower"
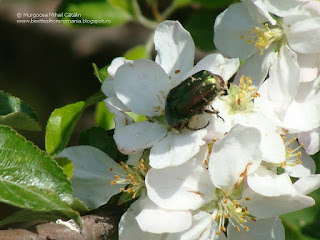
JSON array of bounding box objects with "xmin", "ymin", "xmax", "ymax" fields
[
  {"xmin": 119, "ymin": 197, "xmax": 168, "ymax": 240},
  {"xmin": 254, "ymin": 75, "xmax": 320, "ymax": 133},
  {"xmin": 58, "ymin": 146, "xmax": 147, "ymax": 209},
  {"xmin": 142, "ymin": 125, "xmax": 316, "ymax": 238},
  {"xmin": 143, "ymin": 125, "xmax": 264, "ymax": 235},
  {"xmin": 102, "ymin": 20, "xmax": 239, "ymax": 169},
  {"xmin": 298, "ymin": 127, "xmax": 320, "ymax": 155},
  {"xmin": 212, "ymin": 76, "xmax": 286, "ymax": 164},
  {"xmin": 214, "ymin": 0, "xmax": 320, "ymax": 98}
]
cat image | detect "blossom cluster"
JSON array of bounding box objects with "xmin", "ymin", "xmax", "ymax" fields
[{"xmin": 59, "ymin": 0, "xmax": 320, "ymax": 239}]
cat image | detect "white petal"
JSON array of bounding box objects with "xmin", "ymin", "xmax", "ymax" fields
[
  {"xmin": 154, "ymin": 20, "xmax": 195, "ymax": 85},
  {"xmin": 105, "ymin": 96, "xmax": 130, "ymax": 112},
  {"xmin": 234, "ymin": 47, "xmax": 277, "ymax": 88},
  {"xmin": 127, "ymin": 151, "xmax": 143, "ymax": 166},
  {"xmin": 114, "ymin": 121, "xmax": 167, "ymax": 154},
  {"xmin": 150, "ymin": 130, "xmax": 206, "ymax": 169},
  {"xmin": 294, "ymin": 174, "xmax": 320, "ymax": 195},
  {"xmin": 209, "ymin": 124, "xmax": 262, "ymax": 192},
  {"xmin": 276, "ymin": 81, "xmax": 320, "ymax": 132},
  {"xmin": 108, "ymin": 57, "xmax": 133, "ymax": 77},
  {"xmin": 181, "ymin": 53, "xmax": 239, "ymax": 83},
  {"xmin": 227, "ymin": 217, "xmax": 285, "ymax": 240},
  {"xmin": 214, "ymin": 3, "xmax": 258, "ymax": 59},
  {"xmin": 298, "ymin": 127, "xmax": 320, "ymax": 155},
  {"xmin": 247, "ymin": 166, "xmax": 296, "ymax": 196},
  {"xmin": 119, "ymin": 200, "xmax": 165, "ymax": 240},
  {"xmin": 233, "ymin": 113, "xmax": 285, "ymax": 163},
  {"xmin": 136, "ymin": 197, "xmax": 192, "ymax": 234},
  {"xmin": 58, "ymin": 146, "xmax": 125, "ymax": 209},
  {"xmin": 256, "ymin": 77, "xmax": 320, "ymax": 133},
  {"xmin": 101, "ymin": 77, "xmax": 116, "ymax": 98},
  {"xmin": 104, "ymin": 97, "xmax": 133, "ymax": 129},
  {"xmin": 253, "ymin": 0, "xmax": 307, "ymax": 17},
  {"xmin": 101, "ymin": 57, "xmax": 133, "ymax": 97},
  {"xmin": 114, "ymin": 59, "xmax": 170, "ymax": 116},
  {"xmin": 242, "ymin": 188, "xmax": 315, "ymax": 218},
  {"xmin": 166, "ymin": 211, "xmax": 218, "ymax": 240},
  {"xmin": 146, "ymin": 157, "xmax": 215, "ymax": 211},
  {"xmin": 268, "ymin": 45, "xmax": 300, "ymax": 118},
  {"xmin": 297, "ymin": 53, "xmax": 320, "ymax": 82},
  {"xmin": 285, "ymin": 14, "xmax": 320, "ymax": 54},
  {"xmin": 242, "ymin": 0, "xmax": 277, "ymax": 25}
]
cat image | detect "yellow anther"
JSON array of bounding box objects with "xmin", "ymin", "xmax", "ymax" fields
[
  {"xmin": 110, "ymin": 180, "xmax": 117, "ymax": 186},
  {"xmin": 245, "ymin": 225, "xmax": 250, "ymax": 232},
  {"xmin": 236, "ymin": 226, "xmax": 241, "ymax": 232}
]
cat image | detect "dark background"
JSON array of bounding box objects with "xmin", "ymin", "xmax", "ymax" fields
[{"xmin": 1, "ymin": 0, "xmax": 152, "ymax": 148}]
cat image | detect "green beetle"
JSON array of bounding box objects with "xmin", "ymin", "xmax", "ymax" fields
[{"xmin": 165, "ymin": 70, "xmax": 226, "ymax": 131}]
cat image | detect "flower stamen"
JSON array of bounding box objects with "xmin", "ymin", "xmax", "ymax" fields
[{"xmin": 240, "ymin": 23, "xmax": 285, "ymax": 55}]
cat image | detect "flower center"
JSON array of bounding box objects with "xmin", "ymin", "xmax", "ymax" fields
[
  {"xmin": 223, "ymin": 75, "xmax": 259, "ymax": 114},
  {"xmin": 240, "ymin": 23, "xmax": 285, "ymax": 55},
  {"xmin": 110, "ymin": 158, "xmax": 148, "ymax": 199},
  {"xmin": 201, "ymin": 188, "xmax": 256, "ymax": 235}
]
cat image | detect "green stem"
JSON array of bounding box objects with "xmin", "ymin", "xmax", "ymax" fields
[
  {"xmin": 159, "ymin": 2, "xmax": 177, "ymax": 21},
  {"xmin": 145, "ymin": 32, "xmax": 155, "ymax": 59},
  {"xmin": 133, "ymin": 0, "xmax": 158, "ymax": 29}
]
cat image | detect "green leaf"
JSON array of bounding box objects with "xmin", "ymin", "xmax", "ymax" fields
[
  {"xmin": 93, "ymin": 63, "xmax": 109, "ymax": 83},
  {"xmin": 79, "ymin": 127, "xmax": 127, "ymax": 162},
  {"xmin": 123, "ymin": 45, "xmax": 149, "ymax": 60},
  {"xmin": 55, "ymin": 157, "xmax": 74, "ymax": 179},
  {"xmin": 0, "ymin": 90, "xmax": 40, "ymax": 131},
  {"xmin": 45, "ymin": 91, "xmax": 106, "ymax": 156},
  {"xmin": 95, "ymin": 101, "xmax": 115, "ymax": 130},
  {"xmin": 173, "ymin": 0, "xmax": 191, "ymax": 7},
  {"xmin": 0, "ymin": 126, "xmax": 82, "ymax": 225},
  {"xmin": 58, "ymin": 0, "xmax": 132, "ymax": 27},
  {"xmin": 184, "ymin": 11, "xmax": 217, "ymax": 52},
  {"xmin": 46, "ymin": 101, "xmax": 85, "ymax": 156}
]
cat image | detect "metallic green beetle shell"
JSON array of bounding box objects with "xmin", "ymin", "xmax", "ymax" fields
[{"xmin": 165, "ymin": 70, "xmax": 225, "ymax": 130}]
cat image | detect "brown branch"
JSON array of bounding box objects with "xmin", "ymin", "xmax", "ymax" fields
[{"xmin": 0, "ymin": 213, "xmax": 119, "ymax": 240}]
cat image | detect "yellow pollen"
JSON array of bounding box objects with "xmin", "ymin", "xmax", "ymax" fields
[
  {"xmin": 245, "ymin": 225, "xmax": 250, "ymax": 232},
  {"xmin": 240, "ymin": 35, "xmax": 246, "ymax": 39},
  {"xmin": 216, "ymin": 231, "xmax": 221, "ymax": 235},
  {"xmin": 236, "ymin": 226, "xmax": 241, "ymax": 232},
  {"xmin": 110, "ymin": 180, "xmax": 117, "ymax": 185},
  {"xmin": 245, "ymin": 197, "xmax": 251, "ymax": 201},
  {"xmin": 251, "ymin": 217, "xmax": 257, "ymax": 222},
  {"xmin": 221, "ymin": 226, "xmax": 227, "ymax": 232}
]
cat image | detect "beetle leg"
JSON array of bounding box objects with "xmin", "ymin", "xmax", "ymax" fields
[
  {"xmin": 204, "ymin": 106, "xmax": 224, "ymax": 122},
  {"xmin": 186, "ymin": 120, "xmax": 210, "ymax": 131}
]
